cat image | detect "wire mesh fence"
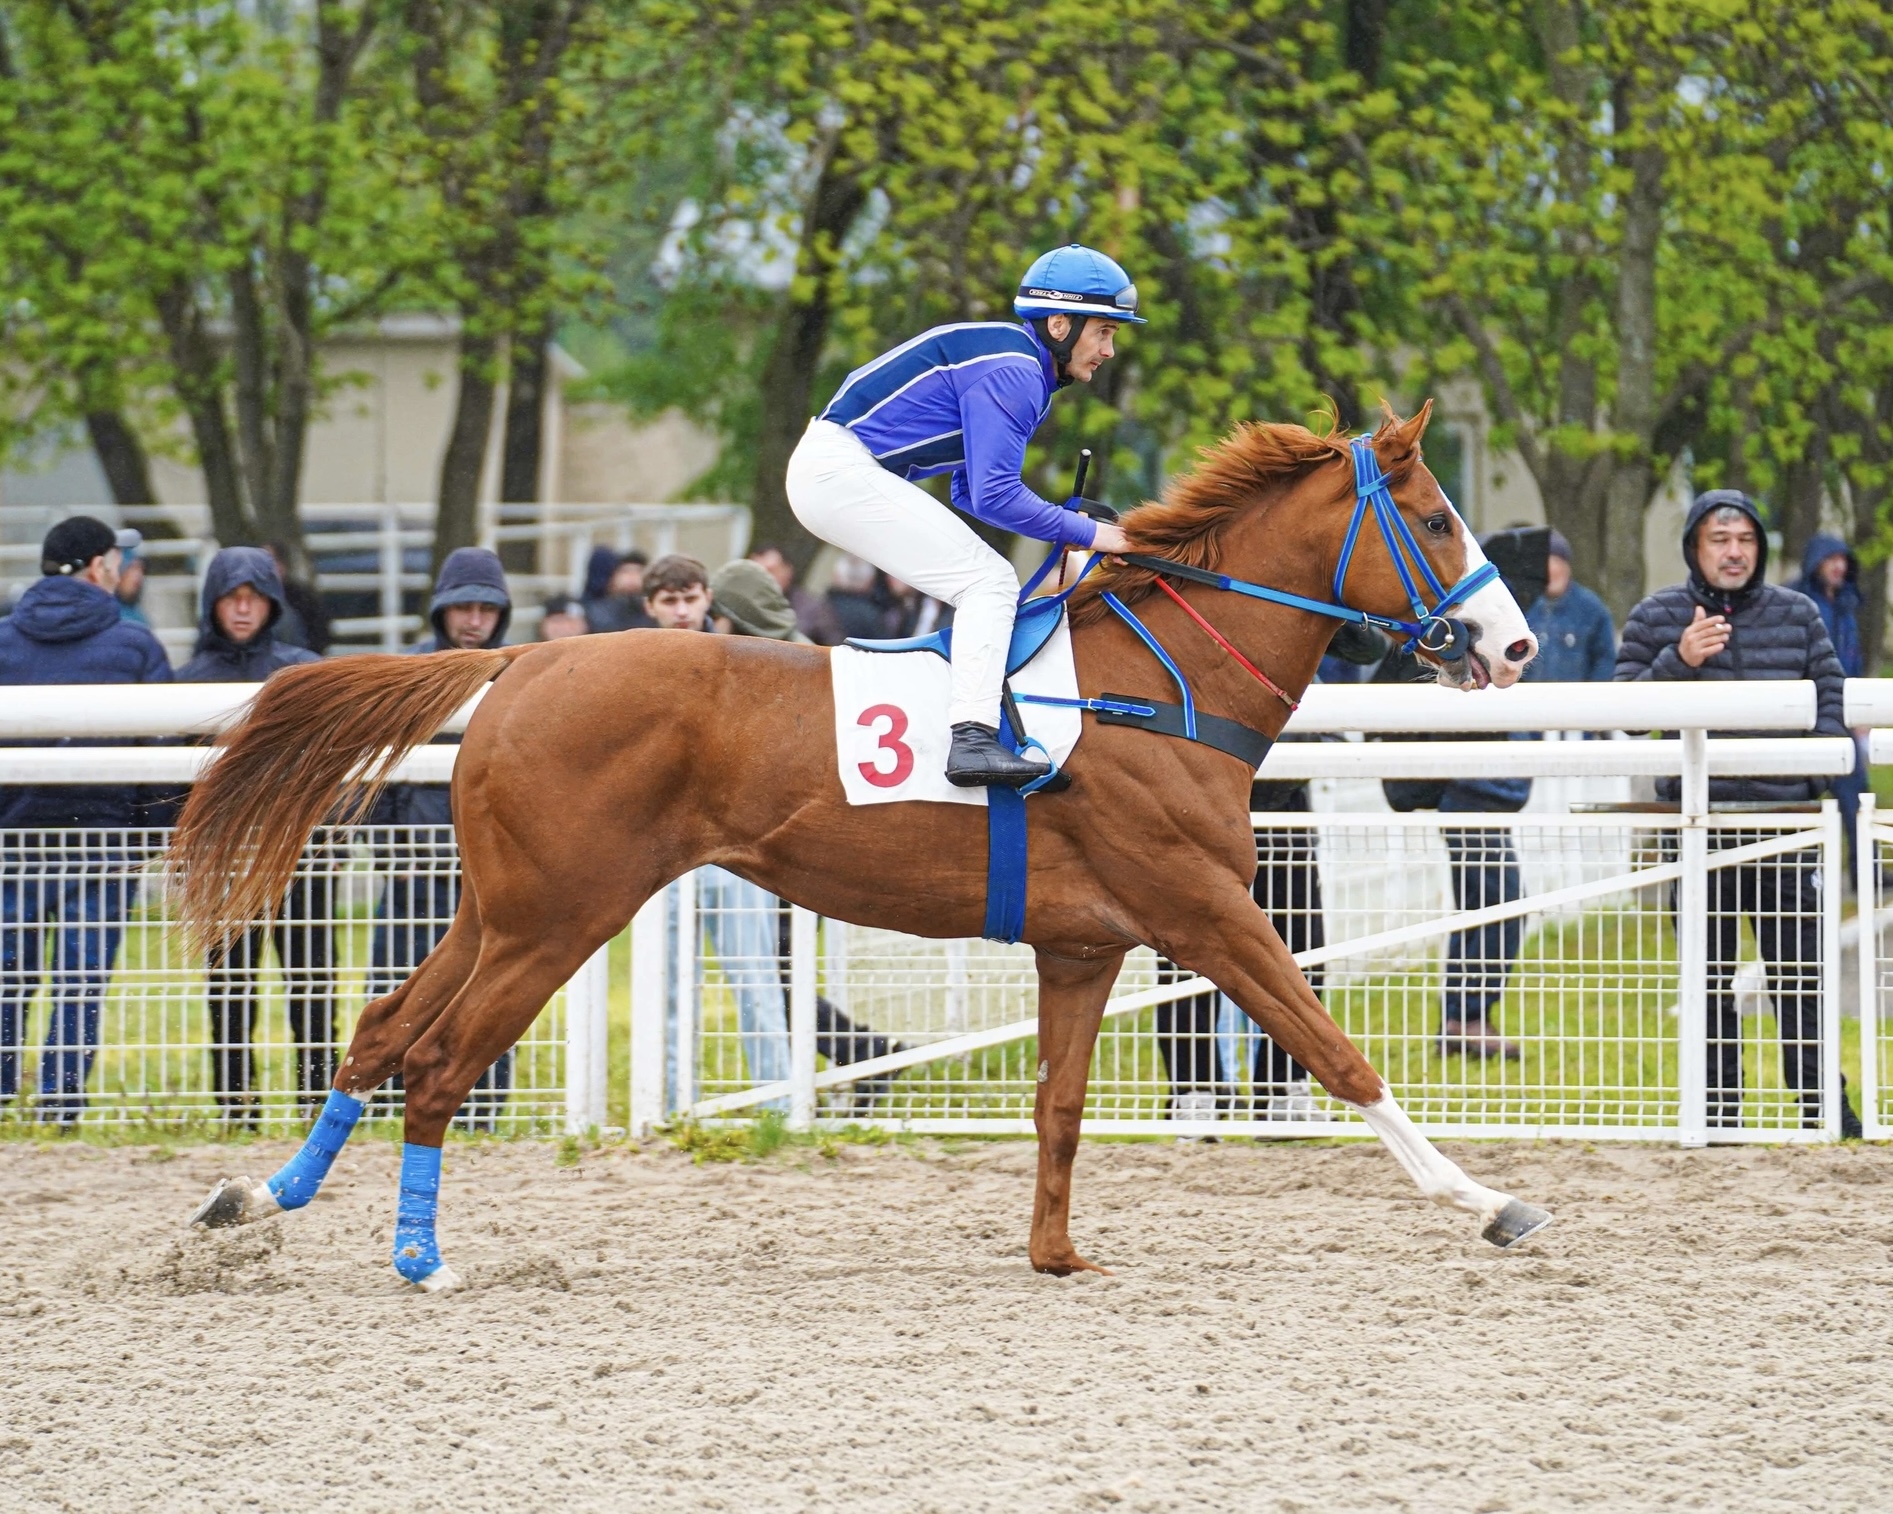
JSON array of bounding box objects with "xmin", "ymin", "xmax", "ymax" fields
[
  {"xmin": 669, "ymin": 808, "xmax": 1848, "ymax": 1141},
  {"xmin": 0, "ymin": 826, "xmax": 567, "ymax": 1133},
  {"xmin": 1863, "ymin": 797, "xmax": 1893, "ymax": 1140}
]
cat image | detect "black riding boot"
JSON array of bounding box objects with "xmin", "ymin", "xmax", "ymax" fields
[{"xmin": 945, "ymin": 722, "xmax": 1051, "ymax": 789}]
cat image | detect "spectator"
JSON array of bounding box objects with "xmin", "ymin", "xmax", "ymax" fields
[
  {"xmin": 114, "ymin": 534, "xmax": 150, "ymax": 626},
  {"xmin": 1792, "ymin": 533, "xmax": 1868, "ymax": 860},
  {"xmin": 177, "ymin": 547, "xmax": 333, "ymax": 1123},
  {"xmin": 0, "ymin": 517, "xmax": 172, "ymax": 1122},
  {"xmin": 369, "ymin": 548, "xmax": 513, "ymax": 1128},
  {"xmin": 265, "ymin": 540, "xmax": 333, "ymax": 655},
  {"xmin": 1157, "ymin": 623, "xmax": 1385, "ymax": 1126},
  {"xmin": 642, "ymin": 553, "xmax": 713, "ymax": 630},
  {"xmin": 883, "ymin": 574, "xmax": 952, "ymax": 638},
  {"xmin": 1617, "ymin": 489, "xmax": 1863, "ymax": 1136},
  {"xmin": 1525, "ymin": 530, "xmax": 1615, "ymax": 683},
  {"xmin": 749, "ymin": 542, "xmax": 840, "ymax": 644},
  {"xmin": 539, "ymin": 594, "xmax": 589, "ymax": 640},
  {"xmin": 583, "ymin": 546, "xmax": 656, "ymax": 633},
  {"xmin": 684, "ymin": 560, "xmax": 904, "ymax": 1112},
  {"xmin": 822, "ymin": 554, "xmax": 894, "ymax": 641}
]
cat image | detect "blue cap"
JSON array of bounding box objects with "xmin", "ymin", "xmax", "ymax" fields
[{"xmin": 1014, "ymin": 243, "xmax": 1146, "ymax": 324}]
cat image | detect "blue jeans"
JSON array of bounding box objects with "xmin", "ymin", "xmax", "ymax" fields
[
  {"xmin": 671, "ymin": 868, "xmax": 790, "ymax": 1113},
  {"xmin": 2, "ymin": 841, "xmax": 136, "ymax": 1119},
  {"xmin": 371, "ymin": 870, "xmax": 511, "ymax": 1123}
]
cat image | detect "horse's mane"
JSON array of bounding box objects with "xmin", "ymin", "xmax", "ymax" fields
[{"xmin": 1065, "ymin": 418, "xmax": 1356, "ymax": 626}]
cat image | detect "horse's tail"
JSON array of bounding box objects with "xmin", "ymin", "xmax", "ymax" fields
[{"xmin": 169, "ymin": 646, "xmax": 527, "ymax": 948}]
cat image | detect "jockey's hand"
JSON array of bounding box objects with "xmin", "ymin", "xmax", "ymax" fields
[{"xmin": 1089, "ymin": 521, "xmax": 1132, "ymax": 555}]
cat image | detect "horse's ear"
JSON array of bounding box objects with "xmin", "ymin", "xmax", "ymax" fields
[{"xmin": 1373, "ymin": 398, "xmax": 1434, "ymax": 480}]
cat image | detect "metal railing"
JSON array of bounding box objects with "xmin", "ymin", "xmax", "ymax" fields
[{"xmin": 2, "ymin": 678, "xmax": 1887, "ymax": 1143}]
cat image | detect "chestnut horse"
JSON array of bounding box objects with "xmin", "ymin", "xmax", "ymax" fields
[{"xmin": 178, "ymin": 405, "xmax": 1550, "ymax": 1290}]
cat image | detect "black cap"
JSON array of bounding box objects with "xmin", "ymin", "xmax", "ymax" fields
[{"xmin": 41, "ymin": 516, "xmax": 119, "ymax": 576}]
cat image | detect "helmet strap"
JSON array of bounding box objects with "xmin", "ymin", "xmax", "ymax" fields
[{"xmin": 1032, "ymin": 315, "xmax": 1087, "ymax": 387}]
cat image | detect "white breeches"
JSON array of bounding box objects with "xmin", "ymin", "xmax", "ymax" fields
[{"xmin": 787, "ymin": 418, "xmax": 1020, "ymax": 729}]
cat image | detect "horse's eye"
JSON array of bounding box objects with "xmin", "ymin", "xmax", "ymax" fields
[{"xmin": 1424, "ymin": 513, "xmax": 1450, "ymax": 536}]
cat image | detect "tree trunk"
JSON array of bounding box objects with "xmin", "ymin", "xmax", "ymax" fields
[
  {"xmin": 498, "ymin": 317, "xmax": 552, "ymax": 574},
  {"xmin": 751, "ymin": 142, "xmax": 869, "ymax": 571},
  {"xmin": 154, "ymin": 279, "xmax": 253, "ymax": 547},
  {"xmin": 1779, "ymin": 445, "xmax": 1828, "ymax": 586},
  {"xmin": 85, "ymin": 410, "xmax": 157, "ymax": 508},
  {"xmin": 1596, "ymin": 104, "xmax": 1666, "ymax": 622},
  {"xmin": 433, "ymin": 328, "xmax": 500, "ymax": 574}
]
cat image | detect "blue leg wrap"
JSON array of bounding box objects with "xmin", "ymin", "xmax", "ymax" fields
[
  {"xmin": 265, "ymin": 1088, "xmax": 365, "ymax": 1210},
  {"xmin": 392, "ymin": 1143, "xmax": 444, "ymax": 1283}
]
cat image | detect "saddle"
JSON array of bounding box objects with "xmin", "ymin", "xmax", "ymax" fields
[{"xmin": 844, "ymin": 593, "xmax": 1066, "ymax": 677}]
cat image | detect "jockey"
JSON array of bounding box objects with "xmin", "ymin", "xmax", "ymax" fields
[{"xmin": 786, "ymin": 243, "xmax": 1140, "ymax": 788}]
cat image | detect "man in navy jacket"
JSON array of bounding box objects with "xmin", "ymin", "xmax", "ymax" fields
[
  {"xmin": 0, "ymin": 517, "xmax": 172, "ymax": 1121},
  {"xmin": 1617, "ymin": 490, "xmax": 1861, "ymax": 1136},
  {"xmin": 179, "ymin": 547, "xmax": 333, "ymax": 1123}
]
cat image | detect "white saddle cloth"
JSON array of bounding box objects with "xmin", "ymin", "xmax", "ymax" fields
[{"xmin": 829, "ymin": 610, "xmax": 1083, "ymax": 808}]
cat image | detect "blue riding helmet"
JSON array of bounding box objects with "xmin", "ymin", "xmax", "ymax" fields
[{"xmin": 1014, "ymin": 243, "xmax": 1147, "ymax": 325}]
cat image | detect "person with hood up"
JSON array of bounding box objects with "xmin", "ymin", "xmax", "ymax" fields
[
  {"xmin": 178, "ymin": 547, "xmax": 335, "ymax": 1123},
  {"xmin": 0, "ymin": 516, "xmax": 172, "ymax": 1121},
  {"xmin": 581, "ymin": 545, "xmax": 655, "ymax": 633},
  {"xmin": 369, "ymin": 548, "xmax": 514, "ymax": 1128},
  {"xmin": 1617, "ymin": 490, "xmax": 1862, "ymax": 1136}
]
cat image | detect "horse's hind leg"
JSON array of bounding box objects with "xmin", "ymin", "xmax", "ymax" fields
[
  {"xmin": 1163, "ymin": 886, "xmax": 1551, "ymax": 1249},
  {"xmin": 385, "ymin": 929, "xmax": 603, "ymax": 1291},
  {"xmin": 1028, "ymin": 949, "xmax": 1124, "ymax": 1276},
  {"xmin": 190, "ymin": 912, "xmax": 484, "ymax": 1231}
]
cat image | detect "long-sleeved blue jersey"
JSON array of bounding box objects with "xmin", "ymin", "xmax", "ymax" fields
[{"xmin": 818, "ymin": 322, "xmax": 1097, "ymax": 548}]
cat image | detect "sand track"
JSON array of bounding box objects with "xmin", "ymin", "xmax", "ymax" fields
[{"xmin": 2, "ymin": 1136, "xmax": 1889, "ymax": 1512}]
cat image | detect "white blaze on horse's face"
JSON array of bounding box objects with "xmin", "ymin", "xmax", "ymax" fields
[{"xmin": 1434, "ymin": 500, "xmax": 1537, "ymax": 691}]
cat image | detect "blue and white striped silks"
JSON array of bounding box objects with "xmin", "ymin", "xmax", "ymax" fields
[
  {"xmin": 265, "ymin": 1087, "xmax": 365, "ymax": 1210},
  {"xmin": 392, "ymin": 1143, "xmax": 444, "ymax": 1283}
]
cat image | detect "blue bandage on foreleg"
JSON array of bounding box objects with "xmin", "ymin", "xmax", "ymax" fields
[
  {"xmin": 265, "ymin": 1088, "xmax": 365, "ymax": 1210},
  {"xmin": 392, "ymin": 1143, "xmax": 445, "ymax": 1283}
]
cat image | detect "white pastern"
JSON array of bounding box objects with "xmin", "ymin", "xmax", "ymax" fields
[{"xmin": 1349, "ymin": 1087, "xmax": 1510, "ymax": 1225}]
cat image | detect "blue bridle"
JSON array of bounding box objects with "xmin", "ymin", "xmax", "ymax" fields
[{"xmin": 1102, "ymin": 435, "xmax": 1502, "ymax": 661}]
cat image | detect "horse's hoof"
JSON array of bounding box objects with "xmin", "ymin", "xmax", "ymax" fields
[
  {"xmin": 189, "ymin": 1177, "xmax": 280, "ymax": 1230},
  {"xmin": 1481, "ymin": 1199, "xmax": 1552, "ymax": 1248},
  {"xmin": 411, "ymin": 1262, "xmax": 462, "ymax": 1294}
]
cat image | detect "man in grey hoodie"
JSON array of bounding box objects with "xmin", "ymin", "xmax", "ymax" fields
[{"xmin": 178, "ymin": 547, "xmax": 331, "ymax": 1123}]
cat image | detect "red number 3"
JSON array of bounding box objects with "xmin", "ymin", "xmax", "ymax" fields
[{"xmin": 857, "ymin": 703, "xmax": 915, "ymax": 788}]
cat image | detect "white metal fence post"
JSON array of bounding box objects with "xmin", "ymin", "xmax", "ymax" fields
[
  {"xmin": 789, "ymin": 906, "xmax": 817, "ymax": 1129},
  {"xmin": 629, "ymin": 892, "xmax": 668, "ymax": 1136},
  {"xmin": 1677, "ymin": 727, "xmax": 1710, "ymax": 1147},
  {"xmin": 1860, "ymin": 794, "xmax": 1882, "ymax": 1140},
  {"xmin": 563, "ymin": 939, "xmax": 611, "ymax": 1135},
  {"xmin": 673, "ymin": 870, "xmax": 699, "ymax": 1114},
  {"xmin": 1820, "ymin": 798, "xmax": 1844, "ymax": 1137}
]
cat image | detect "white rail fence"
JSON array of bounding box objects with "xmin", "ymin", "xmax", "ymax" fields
[{"xmin": 1, "ymin": 680, "xmax": 1887, "ymax": 1142}]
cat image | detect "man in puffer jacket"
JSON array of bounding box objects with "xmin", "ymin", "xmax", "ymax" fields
[
  {"xmin": 369, "ymin": 548, "xmax": 512, "ymax": 1127},
  {"xmin": 0, "ymin": 516, "xmax": 172, "ymax": 1121},
  {"xmin": 178, "ymin": 547, "xmax": 331, "ymax": 1123},
  {"xmin": 1617, "ymin": 489, "xmax": 1861, "ymax": 1136}
]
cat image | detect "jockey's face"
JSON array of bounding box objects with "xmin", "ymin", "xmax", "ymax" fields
[
  {"xmin": 1046, "ymin": 315, "xmax": 1120, "ymax": 383},
  {"xmin": 647, "ymin": 583, "xmax": 710, "ymax": 631}
]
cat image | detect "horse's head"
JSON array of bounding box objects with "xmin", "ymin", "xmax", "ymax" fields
[{"xmin": 1351, "ymin": 404, "xmax": 1537, "ymax": 690}]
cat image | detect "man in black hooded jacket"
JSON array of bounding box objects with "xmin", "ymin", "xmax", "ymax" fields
[
  {"xmin": 1617, "ymin": 489, "xmax": 1861, "ymax": 1136},
  {"xmin": 369, "ymin": 548, "xmax": 513, "ymax": 1126},
  {"xmin": 178, "ymin": 547, "xmax": 331, "ymax": 1123}
]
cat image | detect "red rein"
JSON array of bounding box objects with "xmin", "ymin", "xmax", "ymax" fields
[{"xmin": 1149, "ymin": 575, "xmax": 1300, "ymax": 712}]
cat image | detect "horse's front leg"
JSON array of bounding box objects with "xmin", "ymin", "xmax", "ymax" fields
[
  {"xmin": 1163, "ymin": 886, "xmax": 1552, "ymax": 1249},
  {"xmin": 1028, "ymin": 947, "xmax": 1125, "ymax": 1275}
]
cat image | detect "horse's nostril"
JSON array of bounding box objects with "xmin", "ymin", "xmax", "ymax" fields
[{"xmin": 1505, "ymin": 639, "xmax": 1533, "ymax": 663}]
